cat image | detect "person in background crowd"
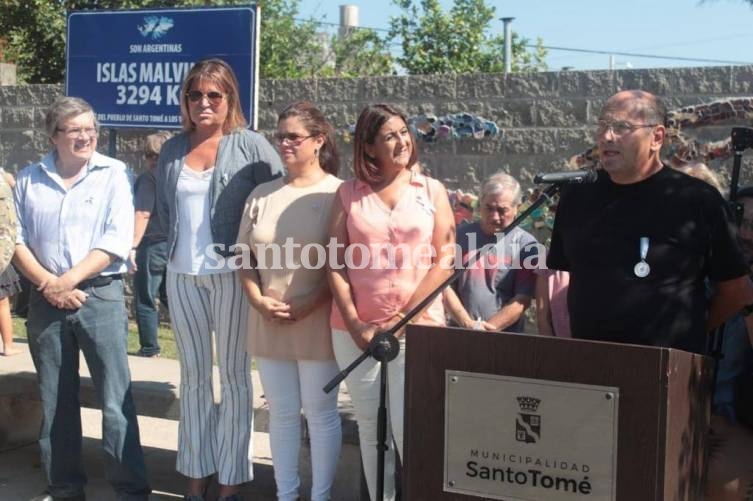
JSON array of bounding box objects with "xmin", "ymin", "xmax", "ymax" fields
[
  {"xmin": 0, "ymin": 168, "xmax": 21, "ymax": 355},
  {"xmin": 534, "ymin": 267, "xmax": 571, "ymax": 338},
  {"xmin": 444, "ymin": 172, "xmax": 541, "ymax": 333},
  {"xmin": 156, "ymin": 58, "xmax": 283, "ymax": 501},
  {"xmin": 531, "ymin": 186, "xmax": 571, "ymax": 337},
  {"xmin": 670, "ymin": 163, "xmax": 747, "ymax": 420},
  {"xmin": 713, "ymin": 185, "xmax": 753, "ymax": 423},
  {"xmin": 238, "ymin": 101, "xmax": 343, "ymax": 501},
  {"xmin": 15, "ymin": 96, "xmax": 149, "ymax": 501},
  {"xmin": 705, "ymin": 186, "xmax": 753, "ymax": 501},
  {"xmin": 130, "ymin": 131, "xmax": 171, "ymax": 358},
  {"xmin": 327, "ymin": 103, "xmax": 455, "ymax": 500},
  {"xmin": 450, "ymin": 189, "xmax": 476, "ymax": 226},
  {"xmin": 672, "ymin": 161, "xmax": 725, "ymax": 195},
  {"xmin": 739, "ymin": 188, "xmax": 753, "ymax": 358}
]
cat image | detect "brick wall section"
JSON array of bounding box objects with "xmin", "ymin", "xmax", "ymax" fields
[{"xmin": 1, "ymin": 65, "xmax": 752, "ymax": 193}]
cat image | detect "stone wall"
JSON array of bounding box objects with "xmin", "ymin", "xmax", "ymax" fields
[{"xmin": 2, "ymin": 65, "xmax": 753, "ymax": 192}]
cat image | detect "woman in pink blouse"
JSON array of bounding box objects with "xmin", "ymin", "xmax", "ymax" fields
[{"xmin": 327, "ymin": 104, "xmax": 455, "ymax": 500}]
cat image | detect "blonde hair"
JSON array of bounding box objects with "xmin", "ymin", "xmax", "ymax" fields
[
  {"xmin": 144, "ymin": 131, "xmax": 171, "ymax": 157},
  {"xmin": 673, "ymin": 162, "xmax": 724, "ymax": 194}
]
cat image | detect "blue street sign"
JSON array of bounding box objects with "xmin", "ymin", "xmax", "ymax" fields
[{"xmin": 66, "ymin": 5, "xmax": 258, "ymax": 129}]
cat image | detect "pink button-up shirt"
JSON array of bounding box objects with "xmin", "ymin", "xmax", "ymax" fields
[{"xmin": 331, "ymin": 170, "xmax": 446, "ymax": 330}]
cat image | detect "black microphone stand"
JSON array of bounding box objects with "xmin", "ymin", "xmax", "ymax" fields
[
  {"xmin": 707, "ymin": 127, "xmax": 753, "ymax": 403},
  {"xmin": 323, "ymin": 182, "xmax": 562, "ymax": 501}
]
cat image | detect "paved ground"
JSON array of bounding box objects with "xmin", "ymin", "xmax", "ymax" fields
[{"xmin": 0, "ymin": 341, "xmax": 364, "ymax": 501}]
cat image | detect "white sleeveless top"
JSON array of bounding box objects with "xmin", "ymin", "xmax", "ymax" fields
[{"xmin": 168, "ymin": 165, "xmax": 231, "ymax": 275}]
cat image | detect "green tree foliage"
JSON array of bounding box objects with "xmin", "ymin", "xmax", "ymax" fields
[
  {"xmin": 0, "ymin": 0, "xmax": 393, "ymax": 83},
  {"xmin": 0, "ymin": 0, "xmax": 224, "ymax": 84},
  {"xmin": 0, "ymin": 0, "xmax": 545, "ymax": 82},
  {"xmin": 324, "ymin": 28, "xmax": 394, "ymax": 78},
  {"xmin": 1, "ymin": 0, "xmax": 70, "ymax": 83},
  {"xmin": 389, "ymin": 0, "xmax": 547, "ymax": 74},
  {"xmin": 256, "ymin": 0, "xmax": 324, "ymax": 79}
]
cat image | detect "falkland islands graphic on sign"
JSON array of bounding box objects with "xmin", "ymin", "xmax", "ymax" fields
[{"xmin": 137, "ymin": 16, "xmax": 175, "ymax": 39}]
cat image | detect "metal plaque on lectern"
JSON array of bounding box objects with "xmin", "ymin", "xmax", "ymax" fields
[{"xmin": 444, "ymin": 371, "xmax": 619, "ymax": 500}]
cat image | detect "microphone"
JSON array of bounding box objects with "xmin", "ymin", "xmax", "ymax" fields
[{"xmin": 533, "ymin": 169, "xmax": 597, "ymax": 185}]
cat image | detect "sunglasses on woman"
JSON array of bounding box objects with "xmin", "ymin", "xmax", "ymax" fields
[{"xmin": 186, "ymin": 90, "xmax": 225, "ymax": 105}]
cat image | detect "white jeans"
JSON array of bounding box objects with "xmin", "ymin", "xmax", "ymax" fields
[
  {"xmin": 256, "ymin": 357, "xmax": 342, "ymax": 501},
  {"xmin": 331, "ymin": 329, "xmax": 405, "ymax": 501}
]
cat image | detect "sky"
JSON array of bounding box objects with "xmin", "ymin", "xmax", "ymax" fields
[{"xmin": 297, "ymin": 0, "xmax": 753, "ymax": 71}]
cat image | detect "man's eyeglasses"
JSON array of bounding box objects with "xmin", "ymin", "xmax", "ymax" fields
[
  {"xmin": 56, "ymin": 127, "xmax": 98, "ymax": 139},
  {"xmin": 186, "ymin": 90, "xmax": 224, "ymax": 105},
  {"xmin": 274, "ymin": 133, "xmax": 313, "ymax": 146},
  {"xmin": 595, "ymin": 120, "xmax": 659, "ymax": 136}
]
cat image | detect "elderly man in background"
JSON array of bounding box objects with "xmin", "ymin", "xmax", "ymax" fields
[
  {"xmin": 14, "ymin": 97, "xmax": 149, "ymax": 501},
  {"xmin": 445, "ymin": 172, "xmax": 541, "ymax": 333}
]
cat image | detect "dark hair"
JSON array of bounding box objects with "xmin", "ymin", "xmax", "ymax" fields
[
  {"xmin": 179, "ymin": 58, "xmax": 246, "ymax": 133},
  {"xmin": 278, "ymin": 101, "xmax": 340, "ymax": 176},
  {"xmin": 353, "ymin": 104, "xmax": 418, "ymax": 184},
  {"xmin": 737, "ymin": 186, "xmax": 753, "ymax": 201}
]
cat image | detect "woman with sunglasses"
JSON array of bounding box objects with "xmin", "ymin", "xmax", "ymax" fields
[
  {"xmin": 237, "ymin": 101, "xmax": 343, "ymax": 501},
  {"xmin": 327, "ymin": 104, "xmax": 455, "ymax": 500},
  {"xmin": 156, "ymin": 58, "xmax": 283, "ymax": 501}
]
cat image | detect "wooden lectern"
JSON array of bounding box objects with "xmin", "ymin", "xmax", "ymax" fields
[{"xmin": 403, "ymin": 326, "xmax": 713, "ymax": 501}]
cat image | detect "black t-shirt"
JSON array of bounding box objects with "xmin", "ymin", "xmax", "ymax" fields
[
  {"xmin": 548, "ymin": 166, "xmax": 747, "ymax": 354},
  {"xmin": 134, "ymin": 169, "xmax": 166, "ymax": 245}
]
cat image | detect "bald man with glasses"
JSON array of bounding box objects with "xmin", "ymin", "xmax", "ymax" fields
[{"xmin": 548, "ymin": 89, "xmax": 753, "ymax": 354}]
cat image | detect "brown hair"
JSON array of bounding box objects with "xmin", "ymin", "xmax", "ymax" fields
[
  {"xmin": 179, "ymin": 58, "xmax": 247, "ymax": 133},
  {"xmin": 353, "ymin": 104, "xmax": 418, "ymax": 184},
  {"xmin": 278, "ymin": 101, "xmax": 340, "ymax": 176}
]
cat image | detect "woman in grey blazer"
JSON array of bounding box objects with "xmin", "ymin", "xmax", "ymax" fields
[{"xmin": 156, "ymin": 58, "xmax": 283, "ymax": 501}]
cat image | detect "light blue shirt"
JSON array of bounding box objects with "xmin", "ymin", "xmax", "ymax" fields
[{"xmin": 14, "ymin": 150, "xmax": 134, "ymax": 276}]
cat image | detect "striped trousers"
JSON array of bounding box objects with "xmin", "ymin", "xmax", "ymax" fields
[{"xmin": 167, "ymin": 270, "xmax": 253, "ymax": 485}]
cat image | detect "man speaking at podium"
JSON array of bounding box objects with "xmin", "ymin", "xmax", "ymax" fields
[{"xmin": 547, "ymin": 90, "xmax": 753, "ymax": 354}]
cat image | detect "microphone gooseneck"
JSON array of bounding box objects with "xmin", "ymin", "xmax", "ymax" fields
[{"xmin": 533, "ymin": 169, "xmax": 597, "ymax": 185}]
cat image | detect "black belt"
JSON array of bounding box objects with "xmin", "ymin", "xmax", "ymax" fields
[{"xmin": 78, "ymin": 274, "xmax": 123, "ymax": 289}]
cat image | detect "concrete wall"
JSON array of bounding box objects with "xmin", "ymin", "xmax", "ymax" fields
[{"xmin": 1, "ymin": 65, "xmax": 752, "ymax": 191}]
